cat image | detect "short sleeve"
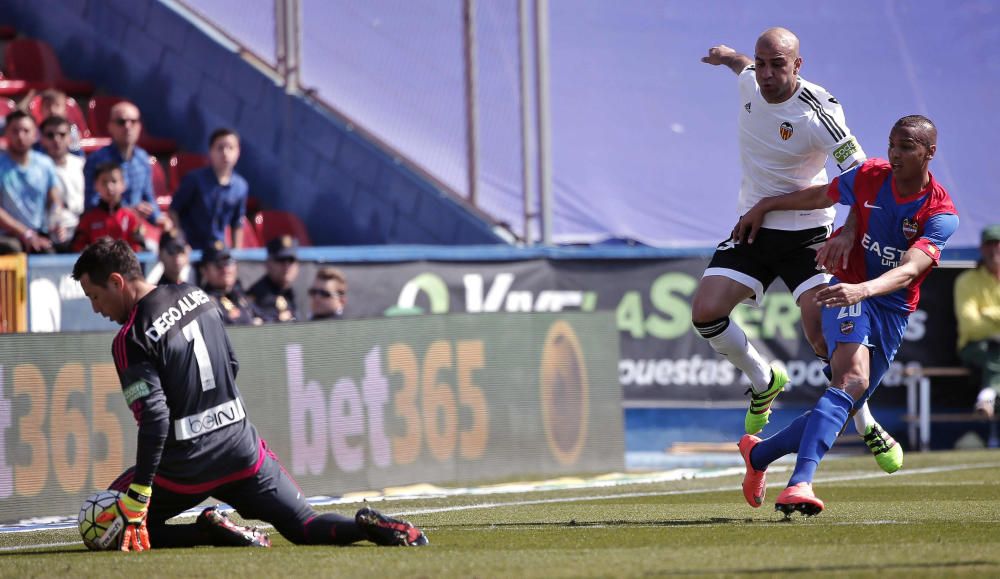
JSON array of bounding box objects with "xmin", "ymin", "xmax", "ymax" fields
[
  {"xmin": 827, "ymin": 164, "xmax": 861, "ymax": 207},
  {"xmin": 912, "ymin": 213, "xmax": 959, "ymax": 263},
  {"xmin": 737, "ymin": 65, "xmax": 757, "ymax": 101},
  {"xmin": 802, "ymin": 89, "xmax": 866, "ymax": 171}
]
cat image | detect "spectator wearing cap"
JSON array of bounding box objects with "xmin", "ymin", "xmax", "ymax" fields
[
  {"xmin": 152, "ymin": 229, "xmax": 192, "ymax": 286},
  {"xmin": 83, "ymin": 101, "xmax": 172, "ymax": 230},
  {"xmin": 955, "ymin": 224, "xmax": 1000, "ymax": 418},
  {"xmin": 309, "ymin": 266, "xmax": 347, "ymax": 321},
  {"xmin": 198, "ymin": 240, "xmax": 260, "ymax": 326},
  {"xmin": 248, "ymin": 235, "xmax": 299, "ymax": 322},
  {"xmin": 169, "ymin": 128, "xmax": 248, "ymax": 251}
]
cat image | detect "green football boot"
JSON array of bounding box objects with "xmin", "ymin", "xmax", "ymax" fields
[
  {"xmin": 864, "ymin": 422, "xmax": 903, "ymax": 474},
  {"xmin": 744, "ymin": 364, "xmax": 788, "ymax": 435}
]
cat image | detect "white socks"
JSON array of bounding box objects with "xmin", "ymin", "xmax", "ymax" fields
[
  {"xmin": 853, "ymin": 402, "xmax": 875, "ymax": 435},
  {"xmin": 702, "ymin": 318, "xmax": 771, "ymax": 392}
]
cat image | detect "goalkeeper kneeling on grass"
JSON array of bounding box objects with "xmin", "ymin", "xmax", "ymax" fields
[{"xmin": 74, "ymin": 238, "xmax": 428, "ymax": 551}]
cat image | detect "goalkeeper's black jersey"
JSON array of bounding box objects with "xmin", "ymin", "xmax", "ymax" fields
[{"xmin": 112, "ymin": 282, "xmax": 261, "ymax": 491}]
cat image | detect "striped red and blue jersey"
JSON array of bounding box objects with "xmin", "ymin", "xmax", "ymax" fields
[{"xmin": 826, "ymin": 158, "xmax": 958, "ymax": 313}]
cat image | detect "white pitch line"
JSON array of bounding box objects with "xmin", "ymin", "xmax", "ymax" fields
[
  {"xmin": 389, "ymin": 461, "xmax": 1000, "ymax": 517},
  {"xmin": 1, "ymin": 461, "xmax": 998, "ymax": 553}
]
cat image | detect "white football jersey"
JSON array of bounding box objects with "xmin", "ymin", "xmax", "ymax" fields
[{"xmin": 737, "ymin": 66, "xmax": 866, "ymax": 230}]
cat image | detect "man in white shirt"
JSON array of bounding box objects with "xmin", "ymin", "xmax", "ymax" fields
[
  {"xmin": 695, "ymin": 27, "xmax": 901, "ymax": 473},
  {"xmin": 39, "ymin": 115, "xmax": 85, "ymax": 249}
]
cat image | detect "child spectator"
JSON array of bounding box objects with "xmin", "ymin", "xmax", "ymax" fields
[
  {"xmin": 73, "ymin": 162, "xmax": 146, "ymax": 252},
  {"xmin": 169, "ymin": 128, "xmax": 248, "ymax": 250}
]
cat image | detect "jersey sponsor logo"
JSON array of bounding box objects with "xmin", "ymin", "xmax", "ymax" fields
[
  {"xmin": 122, "ymin": 380, "xmax": 151, "ymax": 404},
  {"xmin": 174, "ymin": 398, "xmax": 246, "ymax": 441},
  {"xmin": 861, "ymin": 232, "xmax": 904, "ymax": 268},
  {"xmin": 779, "ymin": 121, "xmax": 793, "ymax": 140},
  {"xmin": 744, "ymin": 102, "xmax": 751, "ymax": 114},
  {"xmin": 902, "ymin": 217, "xmax": 918, "ymax": 239},
  {"xmin": 145, "ymin": 289, "xmax": 212, "ymax": 342},
  {"xmin": 833, "ymin": 138, "xmax": 860, "ymax": 165},
  {"xmin": 840, "ymin": 320, "xmax": 855, "ymax": 335}
]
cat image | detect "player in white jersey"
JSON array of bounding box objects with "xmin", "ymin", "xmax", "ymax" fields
[{"xmin": 694, "ymin": 27, "xmax": 902, "ymax": 473}]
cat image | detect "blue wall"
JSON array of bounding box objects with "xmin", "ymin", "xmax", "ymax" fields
[{"xmin": 0, "ymin": 0, "xmax": 504, "ymax": 246}]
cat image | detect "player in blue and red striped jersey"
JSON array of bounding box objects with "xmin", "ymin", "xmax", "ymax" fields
[{"xmin": 730, "ymin": 115, "xmax": 959, "ymax": 515}]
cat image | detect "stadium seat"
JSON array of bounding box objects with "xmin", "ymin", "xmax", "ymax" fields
[
  {"xmin": 253, "ymin": 210, "xmax": 312, "ymax": 246},
  {"xmin": 225, "ymin": 216, "xmax": 264, "ymax": 249},
  {"xmin": 27, "ymin": 94, "xmax": 91, "ymax": 136},
  {"xmin": 87, "ymin": 95, "xmax": 178, "ymax": 155},
  {"xmin": 3, "ymin": 38, "xmax": 94, "ymax": 94},
  {"xmin": 0, "ymin": 98, "xmax": 16, "ymax": 117},
  {"xmin": 168, "ymin": 152, "xmax": 209, "ymax": 189},
  {"xmin": 150, "ymin": 156, "xmax": 172, "ymax": 213},
  {"xmin": 0, "ymin": 25, "xmax": 17, "ymax": 40}
]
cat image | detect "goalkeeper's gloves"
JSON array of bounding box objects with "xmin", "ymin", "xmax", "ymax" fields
[{"xmin": 97, "ymin": 484, "xmax": 152, "ymax": 551}]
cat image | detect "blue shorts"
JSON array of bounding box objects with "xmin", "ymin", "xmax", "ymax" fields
[{"xmin": 821, "ymin": 298, "xmax": 908, "ymax": 409}]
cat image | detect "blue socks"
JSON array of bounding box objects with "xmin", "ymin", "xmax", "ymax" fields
[
  {"xmin": 748, "ymin": 387, "xmax": 854, "ymax": 484},
  {"xmin": 788, "ymin": 388, "xmax": 853, "ymax": 486},
  {"xmin": 749, "ymin": 411, "xmax": 810, "ymax": 471}
]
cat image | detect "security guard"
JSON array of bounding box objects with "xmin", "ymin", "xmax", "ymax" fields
[
  {"xmin": 248, "ymin": 235, "xmax": 299, "ymax": 322},
  {"xmin": 198, "ymin": 240, "xmax": 261, "ymax": 326}
]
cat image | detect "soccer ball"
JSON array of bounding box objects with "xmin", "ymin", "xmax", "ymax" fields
[{"xmin": 78, "ymin": 490, "xmax": 124, "ymax": 550}]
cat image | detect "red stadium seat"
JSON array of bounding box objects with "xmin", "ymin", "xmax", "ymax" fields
[
  {"xmin": 168, "ymin": 152, "xmax": 209, "ymax": 189},
  {"xmin": 0, "ymin": 26, "xmax": 17, "ymax": 40},
  {"xmin": 225, "ymin": 216, "xmax": 264, "ymax": 249},
  {"xmin": 150, "ymin": 157, "xmax": 171, "ymax": 213},
  {"xmin": 3, "ymin": 38, "xmax": 94, "ymax": 94},
  {"xmin": 0, "ymin": 98, "xmax": 16, "ymax": 117},
  {"xmin": 253, "ymin": 210, "xmax": 312, "ymax": 246},
  {"xmin": 28, "ymin": 94, "xmax": 91, "ymax": 136},
  {"xmin": 87, "ymin": 95, "xmax": 178, "ymax": 155}
]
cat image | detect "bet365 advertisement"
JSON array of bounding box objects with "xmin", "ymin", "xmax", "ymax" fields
[
  {"xmin": 234, "ymin": 258, "xmax": 966, "ymax": 407},
  {"xmin": 0, "ymin": 312, "xmax": 621, "ymax": 524}
]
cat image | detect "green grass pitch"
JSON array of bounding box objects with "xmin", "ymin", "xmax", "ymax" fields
[{"xmin": 2, "ymin": 450, "xmax": 999, "ymax": 578}]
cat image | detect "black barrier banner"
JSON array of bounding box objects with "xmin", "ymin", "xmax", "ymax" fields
[
  {"xmin": 25, "ymin": 255, "xmax": 967, "ymax": 408},
  {"xmin": 0, "ymin": 312, "xmax": 621, "ymax": 523},
  {"xmin": 236, "ymin": 259, "xmax": 967, "ymax": 407}
]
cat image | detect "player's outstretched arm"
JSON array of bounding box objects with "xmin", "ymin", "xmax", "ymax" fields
[
  {"xmin": 701, "ymin": 45, "xmax": 752, "ymax": 74},
  {"xmin": 733, "ymin": 183, "xmax": 834, "ymax": 244},
  {"xmin": 814, "ymin": 248, "xmax": 935, "ymax": 308}
]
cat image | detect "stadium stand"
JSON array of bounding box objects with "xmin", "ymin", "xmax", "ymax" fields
[
  {"xmin": 3, "ymin": 37, "xmax": 93, "ymax": 94},
  {"xmin": 0, "ymin": 0, "xmax": 503, "ymax": 246},
  {"xmin": 150, "ymin": 156, "xmax": 171, "ymax": 213}
]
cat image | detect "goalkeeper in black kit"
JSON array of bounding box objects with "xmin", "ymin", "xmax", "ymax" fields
[{"xmin": 73, "ymin": 238, "xmax": 428, "ymax": 551}]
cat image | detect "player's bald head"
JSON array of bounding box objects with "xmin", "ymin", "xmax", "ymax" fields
[
  {"xmin": 756, "ymin": 27, "xmax": 800, "ymax": 58},
  {"xmin": 892, "ymin": 115, "xmax": 937, "ymax": 148}
]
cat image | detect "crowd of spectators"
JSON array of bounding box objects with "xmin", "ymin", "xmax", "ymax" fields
[{"xmin": 0, "ymin": 92, "xmax": 345, "ymax": 325}]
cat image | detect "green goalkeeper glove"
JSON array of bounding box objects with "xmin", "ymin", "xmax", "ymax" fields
[{"xmin": 97, "ymin": 484, "xmax": 152, "ymax": 551}]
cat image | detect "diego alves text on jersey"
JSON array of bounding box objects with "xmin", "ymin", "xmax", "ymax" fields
[
  {"xmin": 826, "ymin": 158, "xmax": 959, "ymax": 313},
  {"xmin": 112, "ymin": 282, "xmax": 261, "ymax": 491}
]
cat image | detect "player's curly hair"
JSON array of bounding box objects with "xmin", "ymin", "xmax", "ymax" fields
[{"xmin": 72, "ymin": 237, "xmax": 143, "ymax": 286}]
